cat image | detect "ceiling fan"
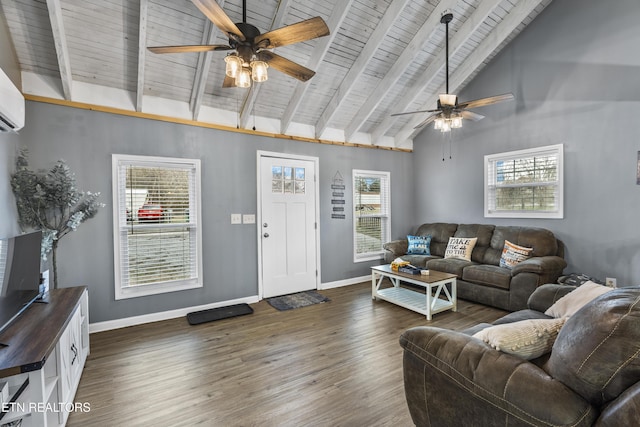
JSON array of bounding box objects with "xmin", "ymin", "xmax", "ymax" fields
[
  {"xmin": 148, "ymin": 0, "xmax": 330, "ymax": 88},
  {"xmin": 392, "ymin": 12, "xmax": 514, "ymax": 132}
]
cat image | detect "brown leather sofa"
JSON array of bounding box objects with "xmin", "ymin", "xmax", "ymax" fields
[
  {"xmin": 399, "ymin": 284, "xmax": 640, "ymax": 427},
  {"xmin": 383, "ymin": 223, "xmax": 567, "ymax": 311}
]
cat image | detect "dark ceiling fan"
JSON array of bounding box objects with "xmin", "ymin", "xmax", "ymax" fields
[
  {"xmin": 391, "ymin": 12, "xmax": 514, "ymax": 131},
  {"xmin": 148, "ymin": 0, "xmax": 330, "ymax": 88}
]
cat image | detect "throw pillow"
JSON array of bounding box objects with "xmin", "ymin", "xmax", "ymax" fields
[
  {"xmin": 407, "ymin": 235, "xmax": 431, "ymax": 255},
  {"xmin": 444, "ymin": 237, "xmax": 478, "ymax": 262},
  {"xmin": 544, "ymin": 280, "xmax": 612, "ymax": 318},
  {"xmin": 473, "ymin": 318, "xmax": 566, "ymax": 360},
  {"xmin": 499, "ymin": 240, "xmax": 533, "ymax": 269}
]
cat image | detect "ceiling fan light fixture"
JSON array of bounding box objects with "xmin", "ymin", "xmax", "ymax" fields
[
  {"xmin": 441, "ymin": 120, "xmax": 451, "ymax": 133},
  {"xmin": 236, "ymin": 67, "xmax": 252, "ymax": 88},
  {"xmin": 250, "ymin": 59, "xmax": 269, "ymax": 82},
  {"xmin": 451, "ymin": 115, "xmax": 463, "ymax": 129},
  {"xmin": 439, "ymin": 93, "xmax": 457, "ymax": 107},
  {"xmin": 224, "ymin": 54, "xmax": 242, "ymax": 78},
  {"xmin": 434, "ymin": 117, "xmax": 444, "ymax": 130}
]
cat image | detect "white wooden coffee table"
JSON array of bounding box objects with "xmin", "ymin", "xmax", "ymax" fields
[{"xmin": 371, "ymin": 264, "xmax": 457, "ymax": 320}]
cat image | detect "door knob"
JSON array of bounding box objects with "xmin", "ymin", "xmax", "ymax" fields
[{"xmin": 263, "ymin": 233, "xmax": 269, "ymax": 238}]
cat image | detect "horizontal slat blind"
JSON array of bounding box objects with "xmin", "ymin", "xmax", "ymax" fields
[
  {"xmin": 353, "ymin": 170, "xmax": 391, "ymax": 260},
  {"xmin": 115, "ymin": 157, "xmax": 200, "ymax": 290},
  {"xmin": 486, "ymin": 144, "xmax": 563, "ymax": 218}
]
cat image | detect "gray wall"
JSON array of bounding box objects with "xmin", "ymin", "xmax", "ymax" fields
[
  {"xmin": 13, "ymin": 102, "xmax": 414, "ymax": 322},
  {"xmin": 412, "ymin": 0, "xmax": 640, "ymax": 285}
]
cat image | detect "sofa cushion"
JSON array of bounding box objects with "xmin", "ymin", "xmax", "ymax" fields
[
  {"xmin": 547, "ymin": 287, "xmax": 640, "ymax": 406},
  {"xmin": 414, "ymin": 223, "xmax": 458, "ymax": 257},
  {"xmin": 427, "ymin": 258, "xmax": 474, "ymax": 278},
  {"xmin": 399, "ymin": 254, "xmax": 439, "ymax": 268},
  {"xmin": 499, "ymin": 240, "xmax": 533, "ymax": 269},
  {"xmin": 544, "ymin": 281, "xmax": 612, "ymax": 318},
  {"xmin": 462, "ymin": 264, "xmax": 511, "ymax": 290},
  {"xmin": 483, "ymin": 226, "xmax": 559, "ymax": 266},
  {"xmin": 406, "ymin": 234, "xmax": 431, "ymax": 255},
  {"xmin": 454, "ymin": 224, "xmax": 495, "ymax": 262},
  {"xmin": 473, "ymin": 317, "xmax": 566, "ymax": 360},
  {"xmin": 444, "ymin": 237, "xmax": 477, "ymax": 261}
]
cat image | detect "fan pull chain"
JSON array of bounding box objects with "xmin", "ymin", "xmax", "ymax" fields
[{"xmin": 236, "ymin": 91, "xmax": 240, "ymax": 129}]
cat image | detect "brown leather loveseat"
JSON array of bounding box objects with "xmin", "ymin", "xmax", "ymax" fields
[
  {"xmin": 383, "ymin": 223, "xmax": 566, "ymax": 311},
  {"xmin": 399, "ymin": 284, "xmax": 640, "ymax": 426}
]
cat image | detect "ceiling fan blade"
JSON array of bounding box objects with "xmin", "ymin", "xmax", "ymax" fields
[
  {"xmin": 390, "ymin": 108, "xmax": 439, "ymax": 117},
  {"xmin": 413, "ymin": 114, "xmax": 439, "ymax": 129},
  {"xmin": 254, "ymin": 17, "xmax": 330, "ymax": 49},
  {"xmin": 191, "ymin": 0, "xmax": 245, "ymax": 41},
  {"xmin": 148, "ymin": 45, "xmax": 233, "ymax": 54},
  {"xmin": 458, "ymin": 93, "xmax": 514, "ymax": 110},
  {"xmin": 222, "ymin": 74, "xmax": 235, "ymax": 88},
  {"xmin": 459, "ymin": 110, "xmax": 485, "ymax": 122},
  {"xmin": 259, "ymin": 51, "xmax": 315, "ymax": 82}
]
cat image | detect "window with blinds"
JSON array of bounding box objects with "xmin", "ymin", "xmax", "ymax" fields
[
  {"xmin": 112, "ymin": 154, "xmax": 202, "ymax": 299},
  {"xmin": 485, "ymin": 144, "xmax": 563, "ymax": 219},
  {"xmin": 353, "ymin": 170, "xmax": 391, "ymax": 262}
]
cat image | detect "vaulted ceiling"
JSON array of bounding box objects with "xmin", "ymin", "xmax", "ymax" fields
[{"xmin": 0, "ymin": 0, "xmax": 552, "ymax": 149}]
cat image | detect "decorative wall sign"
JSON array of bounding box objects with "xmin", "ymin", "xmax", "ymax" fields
[{"xmin": 331, "ymin": 171, "xmax": 346, "ymax": 219}]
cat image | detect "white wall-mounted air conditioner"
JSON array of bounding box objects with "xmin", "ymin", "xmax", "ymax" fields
[{"xmin": 0, "ymin": 67, "xmax": 25, "ymax": 132}]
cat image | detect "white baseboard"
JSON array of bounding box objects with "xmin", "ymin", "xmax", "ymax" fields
[
  {"xmin": 320, "ymin": 275, "xmax": 370, "ymax": 290},
  {"xmin": 89, "ymin": 295, "xmax": 260, "ymax": 333},
  {"xmin": 89, "ymin": 275, "xmax": 370, "ymax": 333}
]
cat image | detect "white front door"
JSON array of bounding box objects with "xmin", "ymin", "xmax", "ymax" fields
[{"xmin": 259, "ymin": 154, "xmax": 318, "ymax": 298}]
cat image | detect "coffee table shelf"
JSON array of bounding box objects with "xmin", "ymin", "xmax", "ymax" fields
[{"xmin": 371, "ymin": 265, "xmax": 457, "ymax": 320}]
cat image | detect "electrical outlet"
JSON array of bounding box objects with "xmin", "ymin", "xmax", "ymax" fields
[
  {"xmin": 231, "ymin": 213, "xmax": 242, "ymax": 224},
  {"xmin": 243, "ymin": 214, "xmax": 255, "ymax": 224},
  {"xmin": 606, "ymin": 277, "xmax": 617, "ymax": 288}
]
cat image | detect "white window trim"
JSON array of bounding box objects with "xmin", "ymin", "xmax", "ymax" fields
[
  {"xmin": 112, "ymin": 154, "xmax": 203, "ymax": 300},
  {"xmin": 484, "ymin": 144, "xmax": 564, "ymax": 219},
  {"xmin": 353, "ymin": 169, "xmax": 391, "ymax": 262}
]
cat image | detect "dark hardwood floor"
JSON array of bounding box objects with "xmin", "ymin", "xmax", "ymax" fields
[{"xmin": 68, "ymin": 282, "xmax": 507, "ymax": 426}]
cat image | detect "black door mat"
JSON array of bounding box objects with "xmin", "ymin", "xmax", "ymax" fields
[{"xmin": 187, "ymin": 303, "xmax": 253, "ymax": 325}]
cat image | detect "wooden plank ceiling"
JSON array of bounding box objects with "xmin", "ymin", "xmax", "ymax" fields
[{"xmin": 0, "ymin": 0, "xmax": 552, "ymax": 148}]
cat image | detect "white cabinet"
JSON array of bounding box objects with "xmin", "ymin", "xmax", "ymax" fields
[{"xmin": 0, "ymin": 287, "xmax": 89, "ymax": 427}]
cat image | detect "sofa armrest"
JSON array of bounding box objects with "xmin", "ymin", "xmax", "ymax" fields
[
  {"xmin": 527, "ymin": 283, "xmax": 577, "ymax": 312},
  {"xmin": 511, "ymin": 255, "xmax": 567, "ymax": 276},
  {"xmin": 596, "ymin": 380, "xmax": 640, "ymax": 427},
  {"xmin": 400, "ymin": 326, "xmax": 596, "ymax": 427},
  {"xmin": 382, "ymin": 238, "xmax": 408, "ymax": 259}
]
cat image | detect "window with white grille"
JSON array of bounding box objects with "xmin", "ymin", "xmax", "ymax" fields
[
  {"xmin": 112, "ymin": 154, "xmax": 202, "ymax": 299},
  {"xmin": 485, "ymin": 144, "xmax": 563, "ymax": 219},
  {"xmin": 353, "ymin": 170, "xmax": 390, "ymax": 262}
]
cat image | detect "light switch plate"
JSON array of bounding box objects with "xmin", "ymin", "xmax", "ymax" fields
[
  {"xmin": 231, "ymin": 213, "xmax": 242, "ymax": 224},
  {"xmin": 243, "ymin": 214, "xmax": 255, "ymax": 224}
]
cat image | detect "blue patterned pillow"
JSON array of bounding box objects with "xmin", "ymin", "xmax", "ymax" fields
[{"xmin": 407, "ymin": 235, "xmax": 431, "ymax": 255}]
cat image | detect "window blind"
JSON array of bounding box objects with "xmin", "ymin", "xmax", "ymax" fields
[
  {"xmin": 353, "ymin": 170, "xmax": 391, "ymax": 261},
  {"xmin": 113, "ymin": 155, "xmax": 202, "ymax": 299},
  {"xmin": 485, "ymin": 144, "xmax": 563, "ymax": 218}
]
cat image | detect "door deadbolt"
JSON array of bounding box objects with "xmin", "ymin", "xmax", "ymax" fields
[{"xmin": 263, "ymin": 233, "xmax": 269, "ymax": 238}]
